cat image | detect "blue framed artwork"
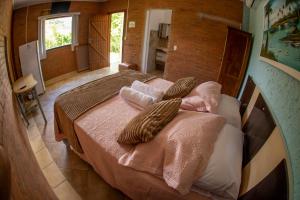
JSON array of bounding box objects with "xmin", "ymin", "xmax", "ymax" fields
[{"xmin": 260, "ymin": 0, "xmax": 300, "ymax": 80}]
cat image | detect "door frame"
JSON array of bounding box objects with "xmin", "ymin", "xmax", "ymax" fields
[
  {"xmin": 108, "ymin": 10, "xmax": 127, "ymax": 65},
  {"xmin": 141, "ymin": 10, "xmax": 151, "ymax": 73},
  {"xmin": 141, "ymin": 9, "xmax": 173, "ymax": 73}
]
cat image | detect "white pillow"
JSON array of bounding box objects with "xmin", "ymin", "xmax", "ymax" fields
[
  {"xmin": 217, "ymin": 94, "xmax": 241, "ymax": 129},
  {"xmin": 191, "ymin": 124, "xmax": 244, "ymax": 200}
]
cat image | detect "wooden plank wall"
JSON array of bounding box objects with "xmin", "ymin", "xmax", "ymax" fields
[{"xmin": 99, "ymin": 0, "xmax": 243, "ymax": 83}]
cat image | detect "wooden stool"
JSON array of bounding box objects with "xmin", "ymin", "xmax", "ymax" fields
[
  {"xmin": 13, "ymin": 74, "xmax": 47, "ymax": 126},
  {"xmin": 119, "ymin": 63, "xmax": 138, "ymax": 71}
]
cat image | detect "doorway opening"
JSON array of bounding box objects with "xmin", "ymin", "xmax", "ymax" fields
[
  {"xmin": 110, "ymin": 12, "xmax": 125, "ymax": 71},
  {"xmin": 142, "ymin": 9, "xmax": 172, "ymax": 76}
]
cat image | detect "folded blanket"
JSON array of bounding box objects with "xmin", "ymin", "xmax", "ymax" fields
[
  {"xmin": 120, "ymin": 86, "xmax": 155, "ymax": 109},
  {"xmin": 118, "ymin": 111, "xmax": 226, "ymax": 195},
  {"xmin": 131, "ymin": 80, "xmax": 164, "ymax": 102},
  {"xmin": 54, "ymin": 70, "xmax": 155, "ymax": 153}
]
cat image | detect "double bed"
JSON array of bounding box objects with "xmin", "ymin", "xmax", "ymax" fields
[{"xmin": 54, "ymin": 70, "xmax": 291, "ymax": 200}]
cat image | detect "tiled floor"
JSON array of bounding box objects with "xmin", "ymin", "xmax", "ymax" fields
[{"xmin": 27, "ymin": 67, "xmax": 129, "ymax": 200}]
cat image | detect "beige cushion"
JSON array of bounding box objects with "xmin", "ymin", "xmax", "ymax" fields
[
  {"xmin": 117, "ymin": 98, "xmax": 182, "ymax": 145},
  {"xmin": 163, "ymin": 77, "xmax": 196, "ymax": 100}
]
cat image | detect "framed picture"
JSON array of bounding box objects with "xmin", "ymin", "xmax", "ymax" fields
[{"xmin": 260, "ymin": 0, "xmax": 300, "ymax": 80}]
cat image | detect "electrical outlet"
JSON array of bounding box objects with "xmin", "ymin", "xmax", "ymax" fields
[{"xmin": 129, "ymin": 21, "xmax": 135, "ymax": 28}]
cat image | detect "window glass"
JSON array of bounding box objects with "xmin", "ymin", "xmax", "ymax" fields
[{"xmin": 45, "ymin": 17, "xmax": 72, "ymax": 50}]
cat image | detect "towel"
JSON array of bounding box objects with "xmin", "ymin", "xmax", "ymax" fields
[
  {"xmin": 131, "ymin": 80, "xmax": 164, "ymax": 102},
  {"xmin": 120, "ymin": 86, "xmax": 155, "ymax": 109}
]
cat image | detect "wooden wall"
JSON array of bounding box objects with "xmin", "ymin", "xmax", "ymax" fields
[
  {"xmin": 12, "ymin": 2, "xmax": 103, "ymax": 81},
  {"xmin": 0, "ymin": 0, "xmax": 57, "ymax": 199},
  {"xmin": 99, "ymin": 0, "xmax": 243, "ymax": 82}
]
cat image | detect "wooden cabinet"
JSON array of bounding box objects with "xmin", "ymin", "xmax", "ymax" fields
[{"xmin": 218, "ymin": 27, "xmax": 252, "ymax": 97}]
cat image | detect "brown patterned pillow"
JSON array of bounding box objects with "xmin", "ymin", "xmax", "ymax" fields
[
  {"xmin": 163, "ymin": 77, "xmax": 196, "ymax": 100},
  {"xmin": 117, "ymin": 98, "xmax": 182, "ymax": 145}
]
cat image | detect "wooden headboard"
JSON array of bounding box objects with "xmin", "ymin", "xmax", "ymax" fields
[{"xmin": 237, "ymin": 76, "xmax": 292, "ymax": 200}]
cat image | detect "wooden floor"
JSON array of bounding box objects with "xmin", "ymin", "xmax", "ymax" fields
[{"xmin": 27, "ymin": 68, "xmax": 163, "ymax": 199}]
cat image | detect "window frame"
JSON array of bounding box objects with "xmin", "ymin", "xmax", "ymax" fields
[
  {"xmin": 44, "ymin": 16, "xmax": 73, "ymax": 51},
  {"xmin": 38, "ymin": 12, "xmax": 79, "ymax": 60}
]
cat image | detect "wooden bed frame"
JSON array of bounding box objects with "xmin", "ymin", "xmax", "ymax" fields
[{"xmin": 237, "ymin": 76, "xmax": 292, "ymax": 200}]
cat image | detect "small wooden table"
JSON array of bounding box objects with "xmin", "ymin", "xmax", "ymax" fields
[{"xmin": 13, "ymin": 74, "xmax": 47, "ymax": 126}]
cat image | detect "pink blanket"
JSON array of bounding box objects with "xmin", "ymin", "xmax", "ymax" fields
[
  {"xmin": 118, "ymin": 111, "xmax": 225, "ymax": 195},
  {"xmin": 74, "ymin": 78, "xmax": 221, "ymax": 199}
]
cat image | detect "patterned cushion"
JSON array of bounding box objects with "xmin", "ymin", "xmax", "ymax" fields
[
  {"xmin": 163, "ymin": 77, "xmax": 196, "ymax": 100},
  {"xmin": 117, "ymin": 98, "xmax": 182, "ymax": 145}
]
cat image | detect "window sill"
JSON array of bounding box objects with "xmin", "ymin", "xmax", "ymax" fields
[{"xmin": 46, "ymin": 44, "xmax": 72, "ymax": 52}]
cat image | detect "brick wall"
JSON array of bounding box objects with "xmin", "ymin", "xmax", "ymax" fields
[
  {"xmin": 99, "ymin": 0, "xmax": 243, "ymax": 83},
  {"xmin": 12, "ymin": 2, "xmax": 103, "ymax": 81},
  {"xmin": 0, "ymin": 0, "xmax": 57, "ymax": 199},
  {"xmin": 12, "ymin": 0, "xmax": 243, "ymax": 83}
]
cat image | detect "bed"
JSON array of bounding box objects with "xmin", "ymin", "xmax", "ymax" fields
[{"xmin": 54, "ymin": 71, "xmax": 292, "ymax": 200}]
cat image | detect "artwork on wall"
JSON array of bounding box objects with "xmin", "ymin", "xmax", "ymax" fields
[{"xmin": 260, "ymin": 0, "xmax": 300, "ymax": 80}]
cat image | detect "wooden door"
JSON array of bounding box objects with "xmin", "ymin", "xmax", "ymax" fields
[
  {"xmin": 218, "ymin": 27, "xmax": 252, "ymax": 97},
  {"xmin": 88, "ymin": 14, "xmax": 110, "ymax": 70}
]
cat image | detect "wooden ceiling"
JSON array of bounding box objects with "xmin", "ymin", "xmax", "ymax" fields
[{"xmin": 13, "ymin": 0, "xmax": 107, "ymax": 9}]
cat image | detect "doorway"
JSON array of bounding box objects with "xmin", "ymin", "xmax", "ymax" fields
[
  {"xmin": 142, "ymin": 9, "xmax": 172, "ymax": 75},
  {"xmin": 109, "ymin": 12, "xmax": 125, "ymax": 71}
]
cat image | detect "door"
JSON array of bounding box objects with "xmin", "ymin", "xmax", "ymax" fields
[
  {"xmin": 142, "ymin": 9, "xmax": 173, "ymax": 74},
  {"xmin": 88, "ymin": 14, "xmax": 110, "ymax": 70},
  {"xmin": 109, "ymin": 12, "xmax": 125, "ymax": 71},
  {"xmin": 218, "ymin": 27, "xmax": 252, "ymax": 97}
]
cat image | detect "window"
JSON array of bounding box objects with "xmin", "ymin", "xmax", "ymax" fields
[
  {"xmin": 45, "ymin": 17, "xmax": 72, "ymax": 50},
  {"xmin": 38, "ymin": 13, "xmax": 79, "ymax": 59}
]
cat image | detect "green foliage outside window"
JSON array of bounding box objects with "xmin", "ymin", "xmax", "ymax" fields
[
  {"xmin": 110, "ymin": 13, "xmax": 124, "ymax": 53},
  {"xmin": 45, "ymin": 17, "xmax": 72, "ymax": 50}
]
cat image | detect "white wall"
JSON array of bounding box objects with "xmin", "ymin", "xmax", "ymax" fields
[
  {"xmin": 141, "ymin": 9, "xmax": 172, "ymax": 73},
  {"xmin": 149, "ymin": 9, "xmax": 172, "ymax": 31}
]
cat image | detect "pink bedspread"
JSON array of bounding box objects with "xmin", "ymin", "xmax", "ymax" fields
[
  {"xmin": 74, "ymin": 78, "xmax": 214, "ymax": 200},
  {"xmin": 119, "ymin": 111, "xmax": 225, "ymax": 195}
]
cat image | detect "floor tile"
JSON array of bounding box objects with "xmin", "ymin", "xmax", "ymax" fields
[
  {"xmin": 43, "ymin": 162, "xmax": 66, "ymax": 188},
  {"xmin": 35, "ymin": 147, "xmax": 53, "ymax": 169},
  {"xmin": 30, "ymin": 135, "xmax": 46, "ymax": 153},
  {"xmin": 54, "ymin": 181, "xmax": 82, "ymax": 200}
]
